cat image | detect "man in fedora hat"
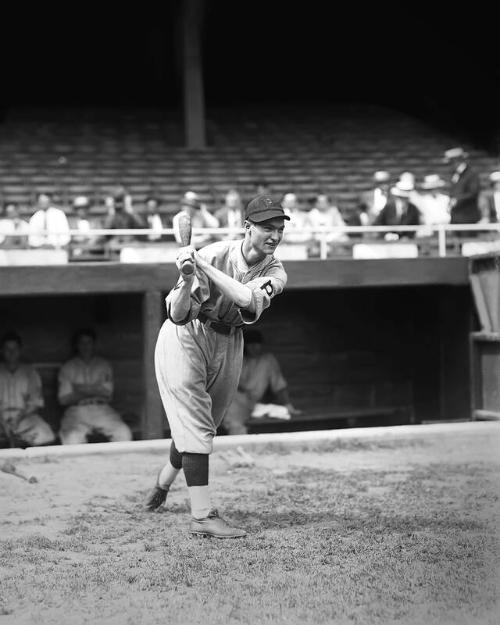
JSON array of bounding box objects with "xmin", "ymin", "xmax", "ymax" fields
[
  {"xmin": 443, "ymin": 147, "xmax": 481, "ymax": 224},
  {"xmin": 478, "ymin": 171, "xmax": 500, "ymax": 223},
  {"xmin": 373, "ymin": 181, "xmax": 421, "ymax": 238},
  {"xmin": 416, "ymin": 175, "xmax": 451, "ymax": 225},
  {"xmin": 172, "ymin": 191, "xmax": 219, "ymax": 249}
]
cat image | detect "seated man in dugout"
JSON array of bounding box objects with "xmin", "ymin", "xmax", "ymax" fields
[
  {"xmin": 223, "ymin": 330, "xmax": 301, "ymax": 435},
  {"xmin": 0, "ymin": 331, "xmax": 55, "ymax": 448},
  {"xmin": 58, "ymin": 328, "xmax": 132, "ymax": 445}
]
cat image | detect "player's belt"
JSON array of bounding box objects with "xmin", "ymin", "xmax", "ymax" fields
[{"xmin": 198, "ymin": 312, "xmax": 240, "ymax": 336}]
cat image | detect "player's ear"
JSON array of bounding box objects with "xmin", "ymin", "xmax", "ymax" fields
[{"xmin": 244, "ymin": 220, "xmax": 252, "ymax": 231}]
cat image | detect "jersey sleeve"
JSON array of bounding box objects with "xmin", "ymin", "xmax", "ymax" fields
[
  {"xmin": 165, "ymin": 270, "xmax": 211, "ymax": 325},
  {"xmin": 240, "ymin": 261, "xmax": 287, "ymax": 325}
]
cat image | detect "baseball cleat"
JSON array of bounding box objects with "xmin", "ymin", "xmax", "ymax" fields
[
  {"xmin": 144, "ymin": 484, "xmax": 169, "ymax": 511},
  {"xmin": 190, "ymin": 508, "xmax": 247, "ymax": 538}
]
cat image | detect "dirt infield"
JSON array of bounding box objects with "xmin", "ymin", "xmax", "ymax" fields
[{"xmin": 1, "ymin": 422, "xmax": 499, "ymax": 625}]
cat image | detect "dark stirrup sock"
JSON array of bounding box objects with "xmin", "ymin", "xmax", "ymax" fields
[
  {"xmin": 169, "ymin": 440, "xmax": 183, "ymax": 470},
  {"xmin": 182, "ymin": 452, "xmax": 209, "ymax": 487}
]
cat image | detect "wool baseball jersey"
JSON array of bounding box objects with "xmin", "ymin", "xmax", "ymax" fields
[
  {"xmin": 166, "ymin": 239, "xmax": 287, "ymax": 327},
  {"xmin": 0, "ymin": 364, "xmax": 43, "ymax": 413},
  {"xmin": 58, "ymin": 356, "xmax": 113, "ymax": 404}
]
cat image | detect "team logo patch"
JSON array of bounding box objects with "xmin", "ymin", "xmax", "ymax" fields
[{"xmin": 260, "ymin": 280, "xmax": 274, "ymax": 296}]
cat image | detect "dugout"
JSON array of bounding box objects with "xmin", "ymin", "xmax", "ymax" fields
[{"xmin": 0, "ymin": 256, "xmax": 474, "ymax": 440}]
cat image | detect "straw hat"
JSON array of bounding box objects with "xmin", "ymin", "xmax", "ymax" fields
[
  {"xmin": 373, "ymin": 170, "xmax": 390, "ymax": 183},
  {"xmin": 421, "ymin": 174, "xmax": 446, "ymax": 190},
  {"xmin": 390, "ymin": 183, "xmax": 411, "ymax": 198},
  {"xmin": 443, "ymin": 147, "xmax": 468, "ymax": 162}
]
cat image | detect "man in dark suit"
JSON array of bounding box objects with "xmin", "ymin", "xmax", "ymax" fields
[
  {"xmin": 444, "ymin": 147, "xmax": 481, "ymax": 224},
  {"xmin": 373, "ymin": 182, "xmax": 421, "ymax": 238}
]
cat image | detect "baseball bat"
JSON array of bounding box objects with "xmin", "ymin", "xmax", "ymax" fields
[{"xmin": 174, "ymin": 211, "xmax": 194, "ymax": 276}]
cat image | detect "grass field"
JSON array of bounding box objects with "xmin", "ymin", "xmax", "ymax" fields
[{"xmin": 1, "ymin": 422, "xmax": 499, "ymax": 625}]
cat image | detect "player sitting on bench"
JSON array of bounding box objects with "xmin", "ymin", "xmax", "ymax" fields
[
  {"xmin": 223, "ymin": 330, "xmax": 300, "ymax": 435},
  {"xmin": 57, "ymin": 328, "xmax": 132, "ymax": 445},
  {"xmin": 0, "ymin": 331, "xmax": 55, "ymax": 448}
]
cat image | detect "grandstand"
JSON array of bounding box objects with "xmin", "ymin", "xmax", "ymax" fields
[
  {"xmin": 0, "ymin": 1, "xmax": 499, "ymax": 447},
  {"xmin": 1, "ymin": 105, "xmax": 498, "ymax": 220}
]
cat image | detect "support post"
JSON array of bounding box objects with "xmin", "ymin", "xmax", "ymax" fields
[
  {"xmin": 438, "ymin": 286, "xmax": 473, "ymax": 421},
  {"xmin": 142, "ymin": 290, "xmax": 165, "ymax": 439},
  {"xmin": 182, "ymin": 0, "xmax": 206, "ymax": 149}
]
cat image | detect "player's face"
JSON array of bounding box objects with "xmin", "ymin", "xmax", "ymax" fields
[
  {"xmin": 248, "ymin": 218, "xmax": 285, "ymax": 255},
  {"xmin": 2, "ymin": 340, "xmax": 21, "ymax": 366},
  {"xmin": 76, "ymin": 335, "xmax": 95, "ymax": 360}
]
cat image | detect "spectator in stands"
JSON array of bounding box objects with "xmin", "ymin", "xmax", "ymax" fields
[
  {"xmin": 0, "ymin": 202, "xmax": 29, "ymax": 248},
  {"xmin": 307, "ymin": 193, "xmax": 348, "ymax": 244},
  {"xmin": 255, "ymin": 180, "xmax": 271, "ymax": 196},
  {"xmin": 58, "ymin": 328, "xmax": 132, "ymax": 445},
  {"xmin": 479, "ymin": 171, "xmax": 500, "ymax": 223},
  {"xmin": 397, "ymin": 171, "xmax": 420, "ymax": 206},
  {"xmin": 103, "ymin": 192, "xmax": 145, "ymax": 245},
  {"xmin": 143, "ymin": 196, "xmax": 164, "ymax": 241},
  {"xmin": 358, "ymin": 171, "xmax": 391, "ymax": 224},
  {"xmin": 223, "ymin": 330, "xmax": 300, "ymax": 435},
  {"xmin": 0, "ymin": 331, "xmax": 55, "ymax": 448},
  {"xmin": 374, "ymin": 181, "xmax": 421, "ymax": 238},
  {"xmin": 69, "ymin": 196, "xmax": 103, "ymax": 245},
  {"xmin": 214, "ymin": 189, "xmax": 245, "ymax": 237},
  {"xmin": 444, "ymin": 147, "xmax": 481, "ymax": 224},
  {"xmin": 415, "ymin": 175, "xmax": 450, "ymax": 226},
  {"xmin": 172, "ymin": 191, "xmax": 219, "ymax": 249},
  {"xmin": 28, "ymin": 192, "xmax": 71, "ymax": 248},
  {"xmin": 281, "ymin": 192, "xmax": 311, "ymax": 243}
]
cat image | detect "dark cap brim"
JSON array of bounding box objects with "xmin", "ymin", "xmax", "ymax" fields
[{"xmin": 247, "ymin": 209, "xmax": 290, "ymax": 223}]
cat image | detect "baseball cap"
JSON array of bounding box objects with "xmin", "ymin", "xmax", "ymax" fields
[{"xmin": 245, "ymin": 194, "xmax": 290, "ymax": 223}]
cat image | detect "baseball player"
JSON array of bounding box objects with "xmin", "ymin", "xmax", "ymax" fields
[
  {"xmin": 0, "ymin": 331, "xmax": 55, "ymax": 448},
  {"xmin": 223, "ymin": 329, "xmax": 301, "ymax": 435},
  {"xmin": 58, "ymin": 328, "xmax": 132, "ymax": 445},
  {"xmin": 145, "ymin": 194, "xmax": 289, "ymax": 538}
]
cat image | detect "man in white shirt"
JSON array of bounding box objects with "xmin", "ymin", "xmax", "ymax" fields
[
  {"xmin": 0, "ymin": 202, "xmax": 30, "ymax": 247},
  {"xmin": 223, "ymin": 330, "xmax": 300, "ymax": 435},
  {"xmin": 307, "ymin": 193, "xmax": 348, "ymax": 243},
  {"xmin": 214, "ymin": 189, "xmax": 245, "ymax": 239},
  {"xmin": 172, "ymin": 191, "xmax": 219, "ymax": 249},
  {"xmin": 143, "ymin": 196, "xmax": 164, "ymax": 241},
  {"xmin": 282, "ymin": 192, "xmax": 311, "ymax": 243},
  {"xmin": 28, "ymin": 193, "xmax": 71, "ymax": 248},
  {"xmin": 0, "ymin": 331, "xmax": 55, "ymax": 448},
  {"xmin": 415, "ymin": 175, "xmax": 451, "ymax": 225},
  {"xmin": 58, "ymin": 328, "xmax": 132, "ymax": 445}
]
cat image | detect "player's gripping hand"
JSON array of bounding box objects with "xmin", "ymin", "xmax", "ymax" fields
[{"xmin": 176, "ymin": 246, "xmax": 196, "ymax": 279}]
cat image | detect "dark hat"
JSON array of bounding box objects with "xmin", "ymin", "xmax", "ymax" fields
[{"xmin": 245, "ymin": 194, "xmax": 290, "ymax": 223}]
